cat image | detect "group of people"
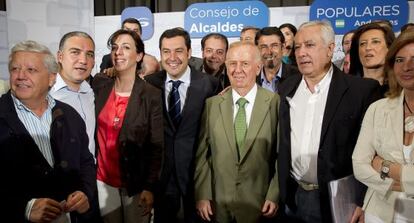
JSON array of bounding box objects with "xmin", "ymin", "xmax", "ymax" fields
[{"xmin": 0, "ymin": 16, "xmax": 413, "ymax": 223}]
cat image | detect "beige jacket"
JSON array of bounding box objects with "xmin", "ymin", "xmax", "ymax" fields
[{"xmin": 353, "ymin": 92, "xmax": 414, "ymax": 223}]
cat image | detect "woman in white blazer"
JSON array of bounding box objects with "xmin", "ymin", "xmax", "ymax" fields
[{"xmin": 353, "ymin": 30, "xmax": 414, "ymax": 223}]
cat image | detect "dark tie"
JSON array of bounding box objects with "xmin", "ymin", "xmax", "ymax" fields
[
  {"xmin": 274, "ymin": 76, "xmax": 281, "ymax": 93},
  {"xmin": 234, "ymin": 97, "xmax": 248, "ymax": 160},
  {"xmin": 168, "ymin": 80, "xmax": 182, "ymax": 127}
]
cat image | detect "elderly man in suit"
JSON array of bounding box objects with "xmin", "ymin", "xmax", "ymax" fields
[
  {"xmin": 0, "ymin": 41, "xmax": 97, "ymax": 222},
  {"xmin": 195, "ymin": 41, "xmax": 279, "ymax": 223},
  {"xmin": 277, "ymin": 20, "xmax": 381, "ymax": 223},
  {"xmin": 145, "ymin": 28, "xmax": 218, "ymax": 223}
]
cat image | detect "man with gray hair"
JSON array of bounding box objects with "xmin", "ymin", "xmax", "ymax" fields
[
  {"xmin": 277, "ymin": 21, "xmax": 381, "ymax": 223},
  {"xmin": 0, "ymin": 40, "xmax": 96, "ymax": 222},
  {"xmin": 50, "ymin": 31, "xmax": 96, "ymax": 158}
]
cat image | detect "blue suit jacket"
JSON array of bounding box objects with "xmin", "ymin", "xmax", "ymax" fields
[{"xmin": 0, "ymin": 92, "xmax": 97, "ymax": 223}]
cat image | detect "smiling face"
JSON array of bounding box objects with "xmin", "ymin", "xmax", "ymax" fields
[
  {"xmin": 226, "ymin": 43, "xmax": 261, "ymax": 95},
  {"xmin": 358, "ymin": 29, "xmax": 388, "ymax": 70},
  {"xmin": 294, "ymin": 25, "xmax": 334, "ymax": 79},
  {"xmin": 342, "ymin": 32, "xmax": 354, "ymax": 53},
  {"xmin": 394, "ymin": 43, "xmax": 414, "ymax": 91},
  {"xmin": 57, "ymin": 36, "xmax": 95, "ymax": 90},
  {"xmin": 160, "ymin": 36, "xmax": 191, "ymax": 80},
  {"xmin": 281, "ymin": 27, "xmax": 294, "ymax": 49},
  {"xmin": 10, "ymin": 51, "xmax": 56, "ymax": 106},
  {"xmin": 111, "ymin": 34, "xmax": 143, "ymax": 74},
  {"xmin": 202, "ymin": 37, "xmax": 227, "ymax": 74},
  {"xmin": 257, "ymin": 34, "xmax": 283, "ymax": 70}
]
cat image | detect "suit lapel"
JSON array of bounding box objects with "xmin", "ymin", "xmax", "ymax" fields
[
  {"xmin": 240, "ymin": 88, "xmax": 270, "ymax": 162},
  {"xmin": 320, "ymin": 68, "xmax": 348, "ymax": 143},
  {"xmin": 220, "ymin": 91, "xmax": 238, "ymax": 156},
  {"xmin": 180, "ymin": 70, "xmax": 201, "ymax": 124}
]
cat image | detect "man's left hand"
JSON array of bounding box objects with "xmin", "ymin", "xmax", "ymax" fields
[
  {"xmin": 65, "ymin": 191, "xmax": 90, "ymax": 214},
  {"xmin": 139, "ymin": 190, "xmax": 154, "ymax": 216},
  {"xmin": 262, "ymin": 200, "xmax": 278, "ymax": 218}
]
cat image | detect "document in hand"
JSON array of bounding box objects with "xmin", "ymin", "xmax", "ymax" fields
[
  {"xmin": 394, "ymin": 196, "xmax": 414, "ymax": 223},
  {"xmin": 328, "ymin": 175, "xmax": 358, "ymax": 223}
]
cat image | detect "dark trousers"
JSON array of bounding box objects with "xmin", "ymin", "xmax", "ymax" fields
[
  {"xmin": 154, "ymin": 176, "xmax": 199, "ymax": 223},
  {"xmin": 284, "ymin": 187, "xmax": 322, "ymax": 223}
]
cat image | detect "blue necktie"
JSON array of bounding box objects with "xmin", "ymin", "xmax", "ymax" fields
[{"xmin": 168, "ymin": 80, "xmax": 182, "ymax": 127}]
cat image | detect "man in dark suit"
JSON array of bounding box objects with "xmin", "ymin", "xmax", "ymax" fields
[
  {"xmin": 0, "ymin": 40, "xmax": 97, "ymax": 222},
  {"xmin": 277, "ymin": 21, "xmax": 381, "ymax": 223},
  {"xmin": 254, "ymin": 27, "xmax": 299, "ymax": 94},
  {"xmin": 145, "ymin": 27, "xmax": 219, "ymax": 223}
]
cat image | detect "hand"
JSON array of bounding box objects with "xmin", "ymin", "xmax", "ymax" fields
[
  {"xmin": 29, "ymin": 198, "xmax": 63, "ymax": 223},
  {"xmin": 139, "ymin": 190, "xmax": 154, "ymax": 216},
  {"xmin": 371, "ymin": 155, "xmax": 383, "ymax": 173},
  {"xmin": 65, "ymin": 191, "xmax": 90, "ymax": 214},
  {"xmin": 196, "ymin": 200, "xmax": 213, "ymax": 221},
  {"xmin": 392, "ymin": 180, "xmax": 402, "ymax": 192},
  {"xmin": 261, "ymin": 200, "xmax": 278, "ymax": 218},
  {"xmin": 350, "ymin": 206, "xmax": 364, "ymax": 223}
]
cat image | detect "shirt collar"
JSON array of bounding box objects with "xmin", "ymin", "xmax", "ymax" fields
[
  {"xmin": 166, "ymin": 66, "xmax": 191, "ymax": 85},
  {"xmin": 51, "ymin": 73, "xmax": 92, "ymax": 93},
  {"xmin": 12, "ymin": 93, "xmax": 56, "ymax": 113},
  {"xmin": 232, "ymin": 84, "xmax": 258, "ymax": 106},
  {"xmin": 300, "ymin": 65, "xmax": 333, "ymax": 94},
  {"xmin": 260, "ymin": 65, "xmax": 283, "ymax": 84}
]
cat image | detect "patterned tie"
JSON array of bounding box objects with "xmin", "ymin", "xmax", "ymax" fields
[
  {"xmin": 168, "ymin": 80, "xmax": 182, "ymax": 128},
  {"xmin": 234, "ymin": 97, "xmax": 248, "ymax": 160}
]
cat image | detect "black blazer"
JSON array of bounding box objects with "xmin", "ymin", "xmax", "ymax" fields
[
  {"xmin": 145, "ymin": 68, "xmax": 219, "ymax": 195},
  {"xmin": 93, "ymin": 74, "xmax": 164, "ymax": 195},
  {"xmin": 277, "ymin": 65, "xmax": 381, "ymax": 223},
  {"xmin": 0, "ymin": 92, "xmax": 96, "ymax": 223},
  {"xmin": 256, "ymin": 63, "xmax": 300, "ymax": 94}
]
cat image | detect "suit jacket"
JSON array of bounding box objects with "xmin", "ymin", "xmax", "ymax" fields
[
  {"xmin": 256, "ymin": 63, "xmax": 300, "ymax": 94},
  {"xmin": 194, "ymin": 87, "xmax": 280, "ymax": 223},
  {"xmin": 278, "ymin": 65, "xmax": 381, "ymax": 223},
  {"xmin": 353, "ymin": 92, "xmax": 414, "ymax": 222},
  {"xmin": 93, "ymin": 74, "xmax": 164, "ymax": 195},
  {"xmin": 0, "ymin": 92, "xmax": 96, "ymax": 223},
  {"xmin": 145, "ymin": 68, "xmax": 219, "ymax": 195}
]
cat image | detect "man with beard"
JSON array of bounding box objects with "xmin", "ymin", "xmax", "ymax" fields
[
  {"xmin": 196, "ymin": 33, "xmax": 230, "ymax": 91},
  {"xmin": 255, "ymin": 27, "xmax": 299, "ymax": 94}
]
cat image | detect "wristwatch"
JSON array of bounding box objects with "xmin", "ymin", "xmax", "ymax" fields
[{"xmin": 380, "ymin": 160, "xmax": 391, "ymax": 180}]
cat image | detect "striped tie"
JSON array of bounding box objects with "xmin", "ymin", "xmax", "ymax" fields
[
  {"xmin": 234, "ymin": 97, "xmax": 248, "ymax": 160},
  {"xmin": 168, "ymin": 80, "xmax": 182, "ymax": 128}
]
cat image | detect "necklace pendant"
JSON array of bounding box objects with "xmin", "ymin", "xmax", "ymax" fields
[{"xmin": 405, "ymin": 116, "xmax": 414, "ymax": 133}]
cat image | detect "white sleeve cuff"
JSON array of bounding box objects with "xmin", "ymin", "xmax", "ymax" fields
[{"xmin": 25, "ymin": 198, "xmax": 37, "ymax": 220}]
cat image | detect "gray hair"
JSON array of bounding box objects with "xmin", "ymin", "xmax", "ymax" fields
[
  {"xmin": 9, "ymin": 40, "xmax": 59, "ymax": 74},
  {"xmin": 58, "ymin": 31, "xmax": 95, "ymax": 51},
  {"xmin": 299, "ymin": 20, "xmax": 335, "ymax": 46}
]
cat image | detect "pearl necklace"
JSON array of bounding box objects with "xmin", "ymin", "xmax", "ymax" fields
[{"xmin": 404, "ymin": 97, "xmax": 414, "ymax": 133}]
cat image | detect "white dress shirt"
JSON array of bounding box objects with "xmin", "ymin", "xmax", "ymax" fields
[
  {"xmin": 232, "ymin": 84, "xmax": 258, "ymax": 127},
  {"xmin": 50, "ymin": 73, "xmax": 96, "ymax": 158},
  {"xmin": 288, "ymin": 66, "xmax": 333, "ymax": 184},
  {"xmin": 165, "ymin": 66, "xmax": 191, "ymax": 111}
]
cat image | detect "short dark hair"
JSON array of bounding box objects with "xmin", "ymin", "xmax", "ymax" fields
[
  {"xmin": 279, "ymin": 23, "xmax": 297, "ymax": 36},
  {"xmin": 201, "ymin": 33, "xmax": 228, "ymax": 51},
  {"xmin": 401, "ymin": 23, "xmax": 414, "ymax": 33},
  {"xmin": 107, "ymin": 29, "xmax": 145, "ymax": 70},
  {"xmin": 122, "ymin": 17, "xmax": 142, "ymax": 34},
  {"xmin": 159, "ymin": 27, "xmax": 191, "ymax": 51},
  {"xmin": 59, "ymin": 31, "xmax": 95, "ymax": 51},
  {"xmin": 241, "ymin": 26, "xmax": 260, "ymax": 34},
  {"xmin": 254, "ymin": 27, "xmax": 285, "ymax": 45},
  {"xmin": 349, "ymin": 22, "xmax": 395, "ymax": 77}
]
